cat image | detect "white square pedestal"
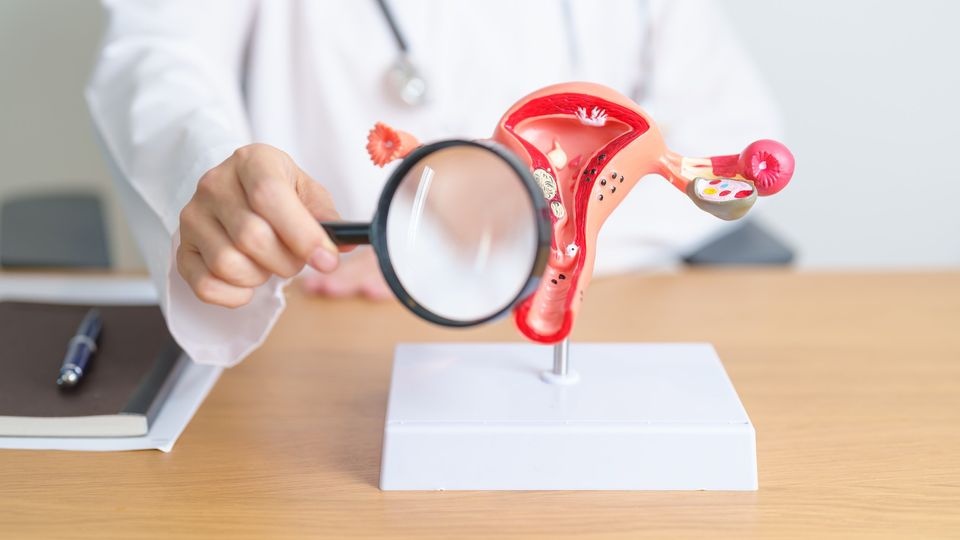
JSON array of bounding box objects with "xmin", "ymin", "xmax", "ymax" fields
[{"xmin": 380, "ymin": 343, "xmax": 757, "ymax": 491}]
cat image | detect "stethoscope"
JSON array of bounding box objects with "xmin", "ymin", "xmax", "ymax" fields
[
  {"xmin": 375, "ymin": 0, "xmax": 429, "ymax": 107},
  {"xmin": 375, "ymin": 0, "xmax": 649, "ymax": 107}
]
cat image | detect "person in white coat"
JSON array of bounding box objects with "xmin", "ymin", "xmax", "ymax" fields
[{"xmin": 86, "ymin": 0, "xmax": 781, "ymax": 367}]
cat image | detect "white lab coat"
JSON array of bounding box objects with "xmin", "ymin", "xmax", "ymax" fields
[{"xmin": 86, "ymin": 0, "xmax": 781, "ymax": 367}]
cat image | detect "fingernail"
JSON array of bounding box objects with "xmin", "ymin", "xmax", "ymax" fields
[
  {"xmin": 308, "ymin": 246, "xmax": 338, "ymax": 272},
  {"xmin": 320, "ymin": 232, "xmax": 339, "ymax": 252}
]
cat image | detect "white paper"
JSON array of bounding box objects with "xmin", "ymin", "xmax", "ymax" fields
[{"xmin": 0, "ymin": 274, "xmax": 222, "ymax": 452}]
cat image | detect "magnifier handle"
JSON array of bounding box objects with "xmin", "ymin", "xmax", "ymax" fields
[{"xmin": 319, "ymin": 221, "xmax": 372, "ymax": 246}]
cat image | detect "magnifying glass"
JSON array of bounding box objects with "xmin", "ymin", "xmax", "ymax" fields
[{"xmin": 319, "ymin": 140, "xmax": 551, "ymax": 327}]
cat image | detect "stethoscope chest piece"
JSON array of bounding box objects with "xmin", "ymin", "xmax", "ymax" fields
[
  {"xmin": 376, "ymin": 0, "xmax": 429, "ymax": 107},
  {"xmin": 384, "ymin": 54, "xmax": 428, "ymax": 107}
]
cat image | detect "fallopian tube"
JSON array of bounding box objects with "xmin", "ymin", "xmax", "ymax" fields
[{"xmin": 366, "ymin": 82, "xmax": 795, "ymax": 344}]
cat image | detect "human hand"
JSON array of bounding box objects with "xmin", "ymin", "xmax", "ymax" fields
[
  {"xmin": 177, "ymin": 143, "xmax": 342, "ymax": 307},
  {"xmin": 300, "ymin": 246, "xmax": 393, "ymax": 301}
]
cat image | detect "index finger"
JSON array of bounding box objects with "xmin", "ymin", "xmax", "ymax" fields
[{"xmin": 238, "ymin": 156, "xmax": 338, "ymax": 263}]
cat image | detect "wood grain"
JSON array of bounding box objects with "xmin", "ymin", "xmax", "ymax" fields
[{"xmin": 2, "ymin": 270, "xmax": 959, "ymax": 539}]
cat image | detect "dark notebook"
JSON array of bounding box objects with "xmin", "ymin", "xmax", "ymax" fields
[{"xmin": 0, "ymin": 302, "xmax": 184, "ymax": 437}]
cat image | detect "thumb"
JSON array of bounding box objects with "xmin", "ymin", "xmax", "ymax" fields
[
  {"xmin": 296, "ymin": 170, "xmax": 340, "ymax": 221},
  {"xmin": 295, "ymin": 169, "xmax": 356, "ymax": 253}
]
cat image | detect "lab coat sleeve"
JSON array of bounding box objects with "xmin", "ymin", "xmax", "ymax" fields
[{"xmin": 86, "ymin": 0, "xmax": 286, "ymax": 367}]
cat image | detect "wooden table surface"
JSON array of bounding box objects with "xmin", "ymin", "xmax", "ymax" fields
[{"xmin": 3, "ymin": 270, "xmax": 959, "ymax": 539}]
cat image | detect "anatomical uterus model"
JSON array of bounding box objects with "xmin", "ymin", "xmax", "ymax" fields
[{"xmin": 367, "ymin": 82, "xmax": 795, "ymax": 344}]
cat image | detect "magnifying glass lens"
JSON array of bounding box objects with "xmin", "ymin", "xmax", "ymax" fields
[{"xmin": 385, "ymin": 144, "xmax": 540, "ymax": 324}]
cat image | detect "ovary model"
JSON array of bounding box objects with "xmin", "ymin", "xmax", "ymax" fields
[{"xmin": 366, "ymin": 82, "xmax": 795, "ymax": 344}]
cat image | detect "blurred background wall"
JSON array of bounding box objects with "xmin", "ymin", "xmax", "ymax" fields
[
  {"xmin": 1, "ymin": 0, "xmax": 958, "ymax": 270},
  {"xmin": 0, "ymin": 0, "xmax": 141, "ymax": 269}
]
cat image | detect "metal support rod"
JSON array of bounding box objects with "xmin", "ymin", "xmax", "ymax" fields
[{"xmin": 552, "ymin": 338, "xmax": 570, "ymax": 377}]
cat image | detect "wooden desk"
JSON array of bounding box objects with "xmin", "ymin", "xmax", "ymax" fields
[{"xmin": 3, "ymin": 270, "xmax": 959, "ymax": 539}]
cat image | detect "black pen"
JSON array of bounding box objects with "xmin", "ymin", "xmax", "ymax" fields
[{"xmin": 56, "ymin": 308, "xmax": 103, "ymax": 388}]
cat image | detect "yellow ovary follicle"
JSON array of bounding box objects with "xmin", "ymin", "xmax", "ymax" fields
[{"xmin": 546, "ymin": 139, "xmax": 568, "ymax": 171}]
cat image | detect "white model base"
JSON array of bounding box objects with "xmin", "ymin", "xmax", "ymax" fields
[{"xmin": 380, "ymin": 343, "xmax": 757, "ymax": 491}]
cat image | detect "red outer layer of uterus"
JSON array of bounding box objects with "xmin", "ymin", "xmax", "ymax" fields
[
  {"xmin": 490, "ymin": 82, "xmax": 794, "ymax": 344},
  {"xmin": 494, "ymin": 90, "xmax": 651, "ymax": 343}
]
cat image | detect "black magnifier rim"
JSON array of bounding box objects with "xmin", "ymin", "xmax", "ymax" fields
[{"xmin": 370, "ymin": 139, "xmax": 551, "ymax": 328}]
